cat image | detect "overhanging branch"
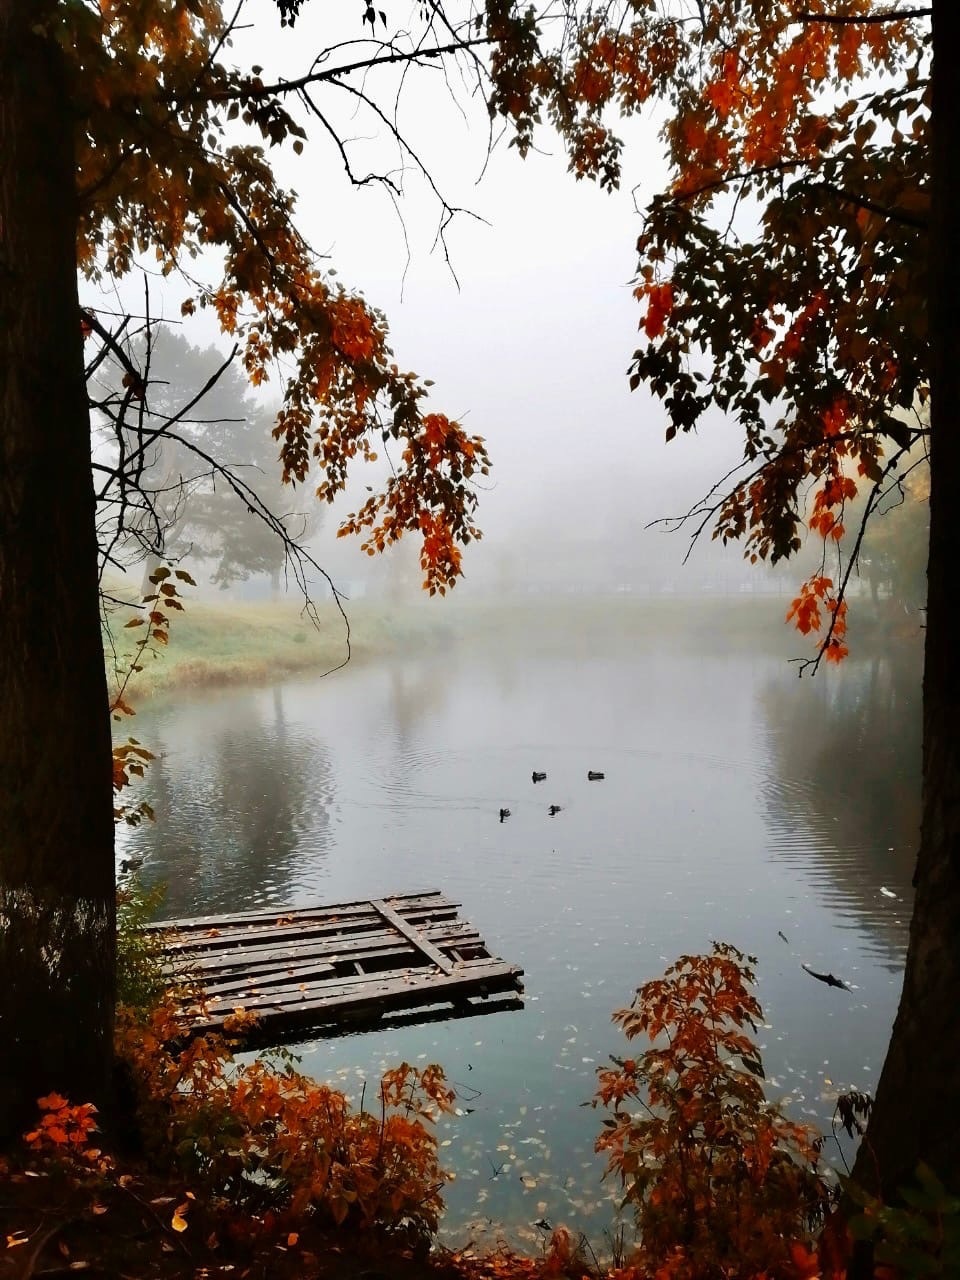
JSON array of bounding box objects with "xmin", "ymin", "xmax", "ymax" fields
[{"xmin": 793, "ymin": 8, "xmax": 931, "ymax": 23}]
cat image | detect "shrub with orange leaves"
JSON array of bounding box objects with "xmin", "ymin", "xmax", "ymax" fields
[
  {"xmin": 594, "ymin": 943, "xmax": 831, "ymax": 1280},
  {"xmin": 114, "ymin": 994, "xmax": 455, "ymax": 1243},
  {"xmin": 23, "ymin": 1093, "xmax": 107, "ymax": 1170}
]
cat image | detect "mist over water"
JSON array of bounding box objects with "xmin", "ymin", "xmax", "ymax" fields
[{"xmin": 119, "ymin": 600, "xmax": 920, "ymax": 1249}]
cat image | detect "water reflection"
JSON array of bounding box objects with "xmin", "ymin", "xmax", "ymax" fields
[
  {"xmin": 758, "ymin": 644, "xmax": 921, "ymax": 968},
  {"xmin": 118, "ymin": 615, "xmax": 918, "ymax": 1246},
  {"xmin": 120, "ymin": 685, "xmax": 334, "ymax": 916}
]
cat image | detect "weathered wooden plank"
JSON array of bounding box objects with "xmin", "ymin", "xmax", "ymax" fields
[
  {"xmin": 166, "ymin": 926, "xmax": 483, "ymax": 972},
  {"xmin": 198, "ymin": 958, "xmax": 523, "ymax": 1011},
  {"xmin": 157, "ymin": 890, "xmax": 522, "ymax": 1046},
  {"xmin": 193, "ymin": 959, "xmax": 521, "ymax": 1014},
  {"xmin": 182, "ymin": 948, "xmax": 486, "ymax": 1000},
  {"xmin": 371, "ymin": 898, "xmax": 456, "ymax": 974},
  {"xmin": 151, "ymin": 891, "xmax": 453, "ymax": 933},
  {"xmin": 161, "ymin": 906, "xmax": 462, "ymax": 958},
  {"xmin": 149, "ymin": 891, "xmax": 454, "ymax": 934},
  {"xmin": 192, "ymin": 961, "xmax": 524, "ymax": 1027},
  {"xmin": 192, "ymin": 944, "xmax": 480, "ymax": 997},
  {"xmin": 188, "ymin": 992, "xmax": 525, "ymax": 1047},
  {"xmin": 169, "ymin": 922, "xmax": 485, "ymax": 980},
  {"xmin": 196, "ymin": 960, "xmax": 341, "ymax": 999}
]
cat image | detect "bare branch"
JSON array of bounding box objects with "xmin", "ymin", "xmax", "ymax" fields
[
  {"xmin": 165, "ymin": 38, "xmax": 492, "ymax": 107},
  {"xmin": 90, "ymin": 312, "xmax": 354, "ymax": 675},
  {"xmin": 793, "ymin": 8, "xmax": 931, "ymax": 24}
]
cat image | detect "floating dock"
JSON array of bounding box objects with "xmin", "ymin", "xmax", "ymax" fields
[{"xmin": 151, "ymin": 890, "xmax": 524, "ymax": 1046}]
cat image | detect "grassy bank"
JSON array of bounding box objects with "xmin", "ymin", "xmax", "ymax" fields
[{"xmin": 103, "ymin": 594, "xmax": 447, "ymax": 704}]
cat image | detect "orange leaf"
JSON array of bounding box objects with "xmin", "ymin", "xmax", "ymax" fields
[{"xmin": 36, "ymin": 1092, "xmax": 69, "ymax": 1111}]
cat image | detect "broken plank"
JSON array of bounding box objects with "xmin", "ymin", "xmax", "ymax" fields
[
  {"xmin": 371, "ymin": 898, "xmax": 456, "ymax": 974},
  {"xmin": 168, "ymin": 922, "xmax": 485, "ymax": 978},
  {"xmin": 158, "ymin": 889, "xmax": 522, "ymax": 1046}
]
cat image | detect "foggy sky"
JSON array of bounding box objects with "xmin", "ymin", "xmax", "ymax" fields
[{"xmin": 85, "ymin": 0, "xmax": 757, "ymax": 599}]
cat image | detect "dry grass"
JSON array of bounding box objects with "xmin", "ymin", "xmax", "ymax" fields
[{"xmin": 102, "ymin": 593, "xmax": 428, "ymax": 703}]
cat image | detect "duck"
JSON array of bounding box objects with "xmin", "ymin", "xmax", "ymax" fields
[
  {"xmin": 548, "ymin": 804, "xmax": 562, "ymax": 816},
  {"xmin": 499, "ymin": 807, "xmax": 511, "ymax": 822},
  {"xmin": 587, "ymin": 770, "xmax": 605, "ymax": 781},
  {"xmin": 531, "ymin": 771, "xmax": 547, "ymax": 783}
]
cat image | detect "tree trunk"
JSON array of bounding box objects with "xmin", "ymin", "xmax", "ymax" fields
[
  {"xmin": 0, "ymin": 1, "xmax": 116, "ymax": 1142},
  {"xmin": 851, "ymin": 0, "xmax": 960, "ymax": 1203}
]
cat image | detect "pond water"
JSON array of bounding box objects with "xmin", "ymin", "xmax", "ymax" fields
[{"xmin": 118, "ymin": 606, "xmax": 921, "ymax": 1251}]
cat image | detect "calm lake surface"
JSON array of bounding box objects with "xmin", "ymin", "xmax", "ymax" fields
[{"xmin": 119, "ymin": 604, "xmax": 921, "ymax": 1250}]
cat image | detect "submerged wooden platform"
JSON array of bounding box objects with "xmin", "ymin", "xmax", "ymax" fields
[{"xmin": 151, "ymin": 890, "xmax": 524, "ymax": 1046}]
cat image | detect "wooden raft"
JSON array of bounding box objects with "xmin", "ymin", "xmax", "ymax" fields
[{"xmin": 151, "ymin": 891, "xmax": 524, "ymax": 1046}]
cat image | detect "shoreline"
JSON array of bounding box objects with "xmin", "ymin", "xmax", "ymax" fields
[{"xmin": 104, "ymin": 591, "xmax": 924, "ymax": 707}]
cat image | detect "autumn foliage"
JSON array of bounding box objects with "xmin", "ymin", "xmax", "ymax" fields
[
  {"xmin": 10, "ymin": 936, "xmax": 958, "ymax": 1278},
  {"xmin": 23, "ymin": 1095, "xmax": 102, "ymax": 1161},
  {"xmin": 62, "ymin": 0, "xmax": 494, "ymax": 594},
  {"xmin": 6, "ymin": 879, "xmax": 458, "ymax": 1253},
  {"xmin": 496, "ymin": 1, "xmax": 930, "ymax": 660},
  {"xmin": 110, "ymin": 991, "xmax": 457, "ymax": 1242},
  {"xmin": 594, "ymin": 943, "xmax": 830, "ymax": 1279}
]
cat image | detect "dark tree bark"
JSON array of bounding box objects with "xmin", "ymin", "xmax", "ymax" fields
[
  {"xmin": 851, "ymin": 0, "xmax": 960, "ymax": 1202},
  {"xmin": 0, "ymin": 1, "xmax": 116, "ymax": 1141}
]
